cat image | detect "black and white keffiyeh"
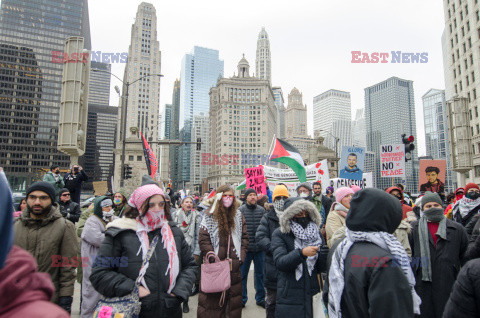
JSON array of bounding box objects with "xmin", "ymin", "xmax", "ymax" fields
[
  {"xmin": 290, "ymin": 221, "xmax": 323, "ymax": 281},
  {"xmin": 328, "ymin": 228, "xmax": 421, "ymax": 318}
]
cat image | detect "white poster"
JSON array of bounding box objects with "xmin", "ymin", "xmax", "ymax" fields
[
  {"xmin": 380, "ymin": 144, "xmax": 405, "ymax": 178},
  {"xmin": 329, "ymin": 173, "xmax": 373, "ymax": 193},
  {"xmin": 263, "ymin": 160, "xmax": 330, "ymax": 197}
]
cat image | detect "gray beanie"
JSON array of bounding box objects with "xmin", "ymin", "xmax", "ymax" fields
[
  {"xmin": 296, "ymin": 182, "xmax": 312, "ymax": 194},
  {"xmin": 421, "ymin": 192, "xmax": 443, "ymax": 209},
  {"xmin": 141, "ymin": 175, "xmax": 158, "ymax": 186}
]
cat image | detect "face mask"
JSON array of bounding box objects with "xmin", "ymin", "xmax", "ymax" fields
[
  {"xmin": 222, "ymin": 197, "xmax": 234, "ymax": 208},
  {"xmin": 395, "ymin": 195, "xmax": 403, "ymax": 201},
  {"xmin": 274, "ymin": 198, "xmax": 285, "ymax": 212},
  {"xmin": 299, "ymin": 193, "xmax": 308, "ymax": 198},
  {"xmin": 141, "ymin": 209, "xmax": 165, "ymax": 229},
  {"xmin": 294, "ymin": 216, "xmax": 310, "ymax": 229},
  {"xmin": 113, "ymin": 198, "xmax": 122, "ymax": 205},
  {"xmin": 102, "ymin": 209, "xmax": 115, "ymax": 221},
  {"xmin": 422, "ymin": 207, "xmax": 445, "ymax": 222},
  {"xmin": 467, "ymin": 192, "xmax": 480, "ymax": 200}
]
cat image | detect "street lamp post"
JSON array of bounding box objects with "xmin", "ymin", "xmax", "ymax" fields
[{"xmin": 92, "ymin": 69, "xmax": 163, "ymax": 187}]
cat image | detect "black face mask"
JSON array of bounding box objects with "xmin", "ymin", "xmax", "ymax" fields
[
  {"xmin": 294, "ymin": 216, "xmax": 310, "ymax": 229},
  {"xmin": 467, "ymin": 192, "xmax": 480, "ymax": 200}
]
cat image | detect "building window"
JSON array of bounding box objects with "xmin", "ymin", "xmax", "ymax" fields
[
  {"xmin": 137, "ymin": 156, "xmax": 142, "ymax": 161},
  {"xmin": 129, "ymin": 155, "xmax": 134, "ymax": 161},
  {"xmin": 475, "ymin": 165, "xmax": 480, "ymax": 177}
]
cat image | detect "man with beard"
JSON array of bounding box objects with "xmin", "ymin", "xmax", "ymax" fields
[{"xmin": 13, "ymin": 181, "xmax": 78, "ymax": 314}]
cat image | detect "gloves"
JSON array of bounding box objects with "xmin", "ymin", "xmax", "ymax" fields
[{"xmin": 58, "ymin": 296, "xmax": 73, "ymax": 314}]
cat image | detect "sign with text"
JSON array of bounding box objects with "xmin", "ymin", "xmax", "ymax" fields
[
  {"xmin": 339, "ymin": 146, "xmax": 365, "ymax": 181},
  {"xmin": 380, "ymin": 144, "xmax": 405, "ymax": 178},
  {"xmin": 245, "ymin": 166, "xmax": 267, "ymax": 195},
  {"xmin": 330, "ymin": 173, "xmax": 373, "ymax": 192}
]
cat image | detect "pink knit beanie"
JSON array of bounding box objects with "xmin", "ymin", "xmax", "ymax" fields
[
  {"xmin": 335, "ymin": 187, "xmax": 354, "ymax": 203},
  {"xmin": 351, "ymin": 185, "xmax": 361, "ymax": 193}
]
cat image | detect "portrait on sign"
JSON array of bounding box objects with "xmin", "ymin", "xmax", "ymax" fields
[
  {"xmin": 339, "ymin": 146, "xmax": 365, "ymax": 181},
  {"xmin": 419, "ymin": 159, "xmax": 446, "ymax": 195}
]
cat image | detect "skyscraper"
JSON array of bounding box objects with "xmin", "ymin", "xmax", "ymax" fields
[
  {"xmin": 190, "ymin": 114, "xmax": 209, "ymax": 191},
  {"xmin": 285, "ymin": 88, "xmax": 307, "ymax": 137},
  {"xmin": 256, "ymin": 27, "xmax": 271, "ymax": 83},
  {"xmin": 89, "ymin": 61, "xmax": 111, "ymax": 106},
  {"xmin": 0, "ymin": 0, "xmax": 91, "ymax": 190},
  {"xmin": 179, "ymin": 46, "xmax": 223, "ymax": 185},
  {"xmin": 352, "ymin": 108, "xmax": 366, "ymax": 148},
  {"xmin": 365, "ymin": 76, "xmax": 418, "ymax": 191},
  {"xmin": 113, "ymin": 2, "xmax": 162, "ymax": 192},
  {"xmin": 208, "ymin": 56, "xmax": 276, "ymax": 188},
  {"xmin": 164, "ymin": 104, "xmax": 173, "ymax": 139},
  {"xmin": 170, "ymin": 79, "xmax": 181, "ymax": 188},
  {"xmin": 313, "ymin": 89, "xmax": 352, "ymax": 152},
  {"xmin": 422, "ymin": 89, "xmax": 457, "ymax": 192},
  {"xmin": 272, "ymin": 87, "xmax": 285, "ymax": 138}
]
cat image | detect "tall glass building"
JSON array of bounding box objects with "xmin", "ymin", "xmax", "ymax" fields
[
  {"xmin": 272, "ymin": 87, "xmax": 285, "ymax": 138},
  {"xmin": 365, "ymin": 77, "xmax": 418, "ymax": 192},
  {"xmin": 179, "ymin": 46, "xmax": 223, "ymax": 184},
  {"xmin": 422, "ymin": 89, "xmax": 457, "ymax": 193},
  {"xmin": 89, "ymin": 61, "xmax": 111, "ymax": 106},
  {"xmin": 0, "ymin": 0, "xmax": 91, "ymax": 190}
]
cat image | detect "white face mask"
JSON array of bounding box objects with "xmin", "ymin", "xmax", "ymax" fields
[
  {"xmin": 299, "ymin": 193, "xmax": 308, "ymax": 198},
  {"xmin": 102, "ymin": 209, "xmax": 114, "ymax": 221}
]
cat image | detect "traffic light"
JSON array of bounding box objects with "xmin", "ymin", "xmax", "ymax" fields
[
  {"xmin": 123, "ymin": 164, "xmax": 132, "ymax": 179},
  {"xmin": 197, "ymin": 138, "xmax": 201, "ymax": 151},
  {"xmin": 402, "ymin": 134, "xmax": 415, "ymax": 162}
]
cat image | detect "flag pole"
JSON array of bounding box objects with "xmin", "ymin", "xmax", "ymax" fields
[{"xmin": 265, "ymin": 134, "xmax": 276, "ymax": 165}]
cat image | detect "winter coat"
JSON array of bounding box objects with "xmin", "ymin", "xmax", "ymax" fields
[
  {"xmin": 13, "ymin": 204, "xmax": 78, "ymax": 303},
  {"xmin": 452, "ymin": 200, "xmax": 480, "ymax": 227},
  {"xmin": 442, "ymin": 258, "xmax": 480, "ymax": 318},
  {"xmin": 272, "ymin": 199, "xmax": 327, "ymax": 318},
  {"xmin": 408, "ymin": 219, "xmax": 469, "ymax": 318},
  {"xmin": 313, "ymin": 194, "xmax": 332, "ymax": 219},
  {"xmin": 255, "ymin": 206, "xmax": 280, "ymax": 289},
  {"xmin": 386, "ymin": 186, "xmax": 414, "ymax": 219},
  {"xmin": 43, "ymin": 171, "xmax": 65, "ymax": 201},
  {"xmin": 239, "ymin": 203, "xmax": 266, "ymax": 253},
  {"xmin": 77, "ymin": 205, "xmax": 94, "ymax": 237},
  {"xmin": 464, "ymin": 234, "xmax": 480, "ymax": 261},
  {"xmin": 0, "ymin": 245, "xmax": 70, "ymax": 318},
  {"xmin": 58, "ymin": 199, "xmax": 81, "ymax": 223},
  {"xmin": 63, "ymin": 170, "xmax": 88, "ymax": 203},
  {"xmin": 90, "ymin": 217, "xmax": 197, "ymax": 318},
  {"xmin": 197, "ymin": 213, "xmax": 249, "ymax": 318},
  {"xmin": 80, "ymin": 215, "xmax": 106, "ymax": 318},
  {"xmin": 465, "ymin": 213, "xmax": 480, "ymax": 237},
  {"xmin": 325, "ymin": 209, "xmax": 346, "ymax": 248}
]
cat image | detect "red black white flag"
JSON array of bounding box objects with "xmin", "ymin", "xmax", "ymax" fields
[{"xmin": 141, "ymin": 132, "xmax": 158, "ymax": 178}]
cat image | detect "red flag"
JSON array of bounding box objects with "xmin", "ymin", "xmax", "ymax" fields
[
  {"xmin": 141, "ymin": 132, "xmax": 158, "ymax": 178},
  {"xmin": 206, "ymin": 189, "xmax": 216, "ymax": 199}
]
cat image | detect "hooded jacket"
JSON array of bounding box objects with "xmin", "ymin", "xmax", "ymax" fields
[
  {"xmin": 386, "ymin": 186, "xmax": 413, "ymax": 220},
  {"xmin": 13, "ymin": 204, "xmax": 78, "ymax": 303},
  {"xmin": 239, "ymin": 202, "xmax": 266, "ymax": 253},
  {"xmin": 271, "ymin": 199, "xmax": 327, "ymax": 318},
  {"xmin": 58, "ymin": 198, "xmax": 81, "ymax": 223},
  {"xmin": 90, "ymin": 217, "xmax": 197, "ymax": 318},
  {"xmin": 63, "ymin": 169, "xmax": 88, "ymax": 203},
  {"xmin": 43, "ymin": 171, "xmax": 65, "ymax": 200},
  {"xmin": 256, "ymin": 206, "xmax": 281, "ymax": 289},
  {"xmin": 323, "ymin": 188, "xmax": 414, "ymax": 318}
]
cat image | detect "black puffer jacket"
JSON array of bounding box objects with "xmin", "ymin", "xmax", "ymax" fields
[
  {"xmin": 58, "ymin": 200, "xmax": 81, "ymax": 223},
  {"xmin": 443, "ymin": 258, "xmax": 480, "ymax": 317},
  {"xmin": 272, "ymin": 199, "xmax": 327, "ymax": 318},
  {"xmin": 90, "ymin": 220, "xmax": 197, "ymax": 318},
  {"xmin": 239, "ymin": 203, "xmax": 266, "ymax": 253},
  {"xmin": 255, "ymin": 206, "xmax": 280, "ymax": 289}
]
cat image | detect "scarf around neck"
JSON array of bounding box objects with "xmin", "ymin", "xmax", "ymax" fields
[
  {"xmin": 290, "ymin": 221, "xmax": 323, "ymax": 281},
  {"xmin": 200, "ymin": 209, "xmax": 243, "ymax": 260},
  {"xmin": 418, "ymin": 208, "xmax": 447, "ymax": 282},
  {"xmin": 455, "ymin": 197, "xmax": 480, "ymax": 218},
  {"xmin": 174, "ymin": 209, "xmax": 197, "ymax": 246},
  {"xmin": 136, "ymin": 209, "xmax": 179, "ymax": 294},
  {"xmin": 328, "ymin": 229, "xmax": 421, "ymax": 318}
]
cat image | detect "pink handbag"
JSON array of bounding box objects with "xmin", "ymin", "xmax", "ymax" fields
[{"xmin": 201, "ymin": 235, "xmax": 232, "ymax": 306}]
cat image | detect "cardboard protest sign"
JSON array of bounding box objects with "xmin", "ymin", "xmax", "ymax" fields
[
  {"xmin": 339, "ymin": 146, "xmax": 365, "ymax": 181},
  {"xmin": 245, "ymin": 166, "xmax": 267, "ymax": 195},
  {"xmin": 93, "ymin": 181, "xmax": 108, "ymax": 196},
  {"xmin": 419, "ymin": 159, "xmax": 446, "ymax": 194},
  {"xmin": 263, "ymin": 160, "xmax": 330, "ymax": 197},
  {"xmin": 329, "ymin": 173, "xmax": 373, "ymax": 192},
  {"xmin": 380, "ymin": 144, "xmax": 405, "ymax": 178}
]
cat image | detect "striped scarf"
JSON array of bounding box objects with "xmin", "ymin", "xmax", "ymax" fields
[{"xmin": 328, "ymin": 229, "xmax": 421, "ymax": 317}]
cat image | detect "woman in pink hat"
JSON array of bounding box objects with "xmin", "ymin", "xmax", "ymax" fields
[
  {"xmin": 325, "ymin": 187, "xmax": 354, "ymax": 247},
  {"xmin": 90, "ymin": 184, "xmax": 197, "ymax": 318}
]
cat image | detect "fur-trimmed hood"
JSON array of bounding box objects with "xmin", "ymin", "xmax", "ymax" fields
[
  {"xmin": 279, "ymin": 199, "xmax": 322, "ymax": 233},
  {"xmin": 106, "ymin": 217, "xmax": 137, "ymax": 231}
]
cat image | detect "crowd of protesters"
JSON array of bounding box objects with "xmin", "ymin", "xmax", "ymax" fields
[{"xmin": 2, "ymin": 164, "xmax": 480, "ymax": 318}]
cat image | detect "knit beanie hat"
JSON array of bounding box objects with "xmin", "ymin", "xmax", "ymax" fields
[
  {"xmin": 273, "ymin": 185, "xmax": 289, "ymax": 201},
  {"xmin": 100, "ymin": 199, "xmax": 113, "ymax": 208},
  {"xmin": 326, "ymin": 186, "xmax": 334, "ymax": 194},
  {"xmin": 351, "ymin": 185, "xmax": 361, "ymax": 193},
  {"xmin": 421, "ymin": 192, "xmax": 443, "ymax": 209},
  {"xmin": 244, "ymin": 188, "xmax": 257, "ymax": 198},
  {"xmin": 257, "ymin": 194, "xmax": 268, "ymax": 207},
  {"xmin": 26, "ymin": 181, "xmax": 56, "ymax": 203},
  {"xmin": 141, "ymin": 175, "xmax": 158, "ymax": 186},
  {"xmin": 335, "ymin": 187, "xmax": 354, "ymax": 203},
  {"xmin": 464, "ymin": 183, "xmax": 480, "ymax": 193},
  {"xmin": 59, "ymin": 188, "xmax": 70, "ymax": 196},
  {"xmin": 296, "ymin": 182, "xmax": 312, "ymax": 194}
]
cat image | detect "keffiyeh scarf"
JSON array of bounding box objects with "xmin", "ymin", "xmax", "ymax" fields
[
  {"xmin": 328, "ymin": 229, "xmax": 421, "ymax": 318},
  {"xmin": 174, "ymin": 209, "xmax": 197, "ymax": 246},
  {"xmin": 454, "ymin": 197, "xmax": 480, "ymax": 218},
  {"xmin": 290, "ymin": 221, "xmax": 323, "ymax": 281}
]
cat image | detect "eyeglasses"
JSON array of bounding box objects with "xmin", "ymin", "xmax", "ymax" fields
[
  {"xmin": 222, "ymin": 195, "xmax": 235, "ymax": 198},
  {"xmin": 61, "ymin": 194, "xmax": 70, "ymax": 197},
  {"xmin": 28, "ymin": 195, "xmax": 50, "ymax": 201}
]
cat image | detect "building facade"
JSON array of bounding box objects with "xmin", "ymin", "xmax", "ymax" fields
[
  {"xmin": 365, "ymin": 77, "xmax": 418, "ymax": 192},
  {"xmin": 89, "ymin": 61, "xmax": 111, "ymax": 106},
  {"xmin": 422, "ymin": 88, "xmax": 457, "ymax": 193},
  {"xmin": 285, "ymin": 87, "xmax": 308, "ymax": 137},
  {"xmin": 0, "ymin": 0, "xmax": 91, "ymax": 190},
  {"xmin": 190, "ymin": 114, "xmax": 209, "ymax": 191},
  {"xmin": 256, "ymin": 27, "xmax": 271, "ymax": 83},
  {"xmin": 113, "ymin": 2, "xmax": 162, "ymax": 192},
  {"xmin": 313, "ymin": 89, "xmax": 352, "ymax": 152},
  {"xmin": 179, "ymin": 46, "xmax": 223, "ymax": 185},
  {"xmin": 272, "ymin": 87, "xmax": 285, "ymax": 138},
  {"xmin": 208, "ymin": 56, "xmax": 276, "ymax": 188},
  {"xmin": 352, "ymin": 108, "xmax": 366, "ymax": 148},
  {"xmin": 170, "ymin": 79, "xmax": 181, "ymax": 188},
  {"xmin": 306, "ymin": 133, "xmax": 338, "ymax": 178}
]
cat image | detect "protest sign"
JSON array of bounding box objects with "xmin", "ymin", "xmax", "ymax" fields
[
  {"xmin": 93, "ymin": 181, "xmax": 108, "ymax": 196},
  {"xmin": 245, "ymin": 166, "xmax": 267, "ymax": 195},
  {"xmin": 339, "ymin": 146, "xmax": 365, "ymax": 181},
  {"xmin": 380, "ymin": 144, "xmax": 405, "ymax": 178},
  {"xmin": 419, "ymin": 159, "xmax": 446, "ymax": 194},
  {"xmin": 329, "ymin": 173, "xmax": 373, "ymax": 192}
]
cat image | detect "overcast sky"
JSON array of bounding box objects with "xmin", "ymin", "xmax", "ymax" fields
[{"xmin": 89, "ymin": 0, "xmax": 445, "ymax": 156}]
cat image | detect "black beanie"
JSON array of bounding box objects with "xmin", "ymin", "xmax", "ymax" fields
[
  {"xmin": 244, "ymin": 188, "xmax": 257, "ymax": 198},
  {"xmin": 59, "ymin": 188, "xmax": 70, "ymax": 196},
  {"xmin": 26, "ymin": 181, "xmax": 56, "ymax": 203}
]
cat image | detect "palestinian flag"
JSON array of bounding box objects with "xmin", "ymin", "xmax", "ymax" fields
[
  {"xmin": 269, "ymin": 137, "xmax": 307, "ymax": 182},
  {"xmin": 236, "ymin": 180, "xmax": 246, "ymax": 190}
]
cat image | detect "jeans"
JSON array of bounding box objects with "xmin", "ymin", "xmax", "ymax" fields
[
  {"xmin": 265, "ymin": 288, "xmax": 277, "ymax": 318},
  {"xmin": 241, "ymin": 251, "xmax": 265, "ymax": 304}
]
